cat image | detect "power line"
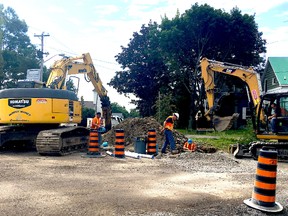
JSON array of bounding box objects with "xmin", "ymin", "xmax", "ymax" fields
[
  {"xmin": 49, "ymin": 35, "xmax": 75, "ymax": 53},
  {"xmin": 46, "ymin": 46, "xmax": 119, "ymax": 66},
  {"xmin": 92, "ymin": 58, "xmax": 119, "ymax": 65},
  {"xmin": 43, "ymin": 48, "xmax": 120, "ymax": 72},
  {"xmin": 28, "ymin": 25, "xmax": 120, "ymax": 67},
  {"xmin": 94, "ymin": 64, "xmax": 120, "ymax": 72}
]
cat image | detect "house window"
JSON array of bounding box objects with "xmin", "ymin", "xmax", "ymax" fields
[{"xmin": 272, "ymin": 77, "xmax": 277, "ymax": 85}]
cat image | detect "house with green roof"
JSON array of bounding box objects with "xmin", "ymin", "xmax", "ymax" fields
[{"xmin": 262, "ymin": 57, "xmax": 288, "ymax": 93}]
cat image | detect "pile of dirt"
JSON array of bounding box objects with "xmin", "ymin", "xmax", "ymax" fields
[{"xmin": 102, "ymin": 117, "xmax": 187, "ymax": 151}]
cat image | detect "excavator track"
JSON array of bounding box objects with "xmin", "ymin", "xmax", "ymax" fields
[
  {"xmin": 234, "ymin": 141, "xmax": 288, "ymax": 162},
  {"xmin": 249, "ymin": 141, "xmax": 288, "ymax": 161},
  {"xmin": 0, "ymin": 125, "xmax": 44, "ymax": 149},
  {"xmin": 36, "ymin": 126, "xmax": 90, "ymax": 156}
]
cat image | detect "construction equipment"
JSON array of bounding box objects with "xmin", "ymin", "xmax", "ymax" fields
[
  {"xmin": 46, "ymin": 53, "xmax": 112, "ymax": 131},
  {"xmin": 0, "ymin": 53, "xmax": 112, "ymax": 155},
  {"xmin": 199, "ymin": 57, "xmax": 261, "ymax": 131},
  {"xmin": 200, "ymin": 58, "xmax": 288, "ymax": 160}
]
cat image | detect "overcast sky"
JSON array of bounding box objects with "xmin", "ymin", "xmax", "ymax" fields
[{"xmin": 1, "ymin": 0, "xmax": 288, "ymax": 111}]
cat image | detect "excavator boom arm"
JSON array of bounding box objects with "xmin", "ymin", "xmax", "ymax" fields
[
  {"xmin": 200, "ymin": 57, "xmax": 262, "ymax": 110},
  {"xmin": 199, "ymin": 58, "xmax": 264, "ymax": 131},
  {"xmin": 46, "ymin": 53, "xmax": 112, "ymax": 130}
]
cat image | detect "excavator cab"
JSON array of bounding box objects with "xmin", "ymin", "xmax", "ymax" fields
[
  {"xmin": 257, "ymin": 93, "xmax": 288, "ymax": 137},
  {"xmin": 17, "ymin": 80, "xmax": 46, "ymax": 88}
]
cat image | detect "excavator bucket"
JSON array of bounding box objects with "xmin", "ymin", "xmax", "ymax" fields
[{"xmin": 213, "ymin": 113, "xmax": 240, "ymax": 132}]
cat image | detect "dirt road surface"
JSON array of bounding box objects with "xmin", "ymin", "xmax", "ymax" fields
[{"xmin": 0, "ymin": 150, "xmax": 287, "ymax": 216}]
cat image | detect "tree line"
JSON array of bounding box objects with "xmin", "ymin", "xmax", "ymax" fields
[{"xmin": 108, "ymin": 3, "xmax": 266, "ymax": 128}]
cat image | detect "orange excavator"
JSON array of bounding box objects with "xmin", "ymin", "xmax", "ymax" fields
[{"xmin": 199, "ymin": 58, "xmax": 288, "ymax": 160}]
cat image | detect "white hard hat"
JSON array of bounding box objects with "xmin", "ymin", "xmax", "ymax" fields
[{"xmin": 173, "ymin": 113, "xmax": 179, "ymax": 119}]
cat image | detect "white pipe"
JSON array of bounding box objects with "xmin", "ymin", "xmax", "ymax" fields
[
  {"xmin": 106, "ymin": 151, "xmax": 114, "ymax": 156},
  {"xmin": 126, "ymin": 151, "xmax": 155, "ymax": 159},
  {"xmin": 137, "ymin": 153, "xmax": 154, "ymax": 159},
  {"xmin": 125, "ymin": 151, "xmax": 140, "ymax": 159}
]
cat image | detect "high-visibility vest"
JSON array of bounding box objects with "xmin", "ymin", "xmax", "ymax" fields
[
  {"xmin": 91, "ymin": 116, "xmax": 102, "ymax": 129},
  {"xmin": 183, "ymin": 141, "xmax": 197, "ymax": 152},
  {"xmin": 164, "ymin": 116, "xmax": 174, "ymax": 131}
]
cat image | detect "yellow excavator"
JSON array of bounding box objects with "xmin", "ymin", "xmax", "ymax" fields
[
  {"xmin": 200, "ymin": 58, "xmax": 288, "ymax": 160},
  {"xmin": 46, "ymin": 52, "xmax": 112, "ymax": 131},
  {"xmin": 199, "ymin": 57, "xmax": 262, "ymax": 132},
  {"xmin": 0, "ymin": 53, "xmax": 112, "ymax": 155}
]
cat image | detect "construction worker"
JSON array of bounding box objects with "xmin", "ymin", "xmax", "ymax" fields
[
  {"xmin": 91, "ymin": 112, "xmax": 102, "ymax": 129},
  {"xmin": 91, "ymin": 112, "xmax": 104, "ymax": 144},
  {"xmin": 268, "ymin": 103, "xmax": 277, "ymax": 133},
  {"xmin": 160, "ymin": 113, "xmax": 179, "ymax": 155},
  {"xmin": 183, "ymin": 138, "xmax": 197, "ymax": 152}
]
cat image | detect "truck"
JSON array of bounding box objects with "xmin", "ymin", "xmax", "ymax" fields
[
  {"xmin": 0, "ymin": 53, "xmax": 112, "ymax": 155},
  {"xmin": 199, "ymin": 58, "xmax": 288, "ymax": 160}
]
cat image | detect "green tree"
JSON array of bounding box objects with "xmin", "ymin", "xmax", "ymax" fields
[
  {"xmin": 79, "ymin": 107, "xmax": 95, "ymax": 127},
  {"xmin": 129, "ymin": 108, "xmax": 140, "ymax": 118},
  {"xmin": 0, "ymin": 5, "xmax": 4, "ymax": 76},
  {"xmin": 154, "ymin": 93, "xmax": 176, "ymax": 123},
  {"xmin": 66, "ymin": 79, "xmax": 77, "ymax": 93},
  {"xmin": 42, "ymin": 65, "xmax": 49, "ymax": 82},
  {"xmin": 0, "ymin": 5, "xmax": 39, "ymax": 88},
  {"xmin": 158, "ymin": 4, "xmax": 266, "ymax": 128},
  {"xmin": 111, "ymin": 102, "xmax": 129, "ymax": 118},
  {"xmin": 109, "ymin": 21, "xmax": 169, "ymax": 117},
  {"xmin": 109, "ymin": 3, "xmax": 266, "ymax": 129}
]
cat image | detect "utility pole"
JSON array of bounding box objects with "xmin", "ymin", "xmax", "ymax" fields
[{"xmin": 34, "ymin": 32, "xmax": 50, "ymax": 81}]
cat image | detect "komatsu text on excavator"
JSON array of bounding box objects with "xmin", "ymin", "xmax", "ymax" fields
[
  {"xmin": 199, "ymin": 58, "xmax": 288, "ymax": 160},
  {"xmin": 0, "ymin": 53, "xmax": 112, "ymax": 155}
]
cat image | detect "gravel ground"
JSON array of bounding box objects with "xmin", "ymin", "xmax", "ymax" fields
[
  {"xmin": 0, "ymin": 149, "xmax": 287, "ymax": 216},
  {"xmin": 162, "ymin": 151, "xmax": 288, "ymax": 215}
]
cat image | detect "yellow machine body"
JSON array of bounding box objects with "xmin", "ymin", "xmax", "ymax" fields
[{"xmin": 0, "ymin": 98, "xmax": 81, "ymax": 124}]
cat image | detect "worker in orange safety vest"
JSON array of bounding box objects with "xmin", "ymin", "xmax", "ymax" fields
[
  {"xmin": 183, "ymin": 138, "xmax": 197, "ymax": 152},
  {"xmin": 91, "ymin": 112, "xmax": 105, "ymax": 144},
  {"xmin": 160, "ymin": 113, "xmax": 179, "ymax": 155},
  {"xmin": 91, "ymin": 112, "xmax": 103, "ymax": 129}
]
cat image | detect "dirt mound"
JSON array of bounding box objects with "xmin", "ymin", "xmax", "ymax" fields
[{"xmin": 102, "ymin": 117, "xmax": 187, "ymax": 151}]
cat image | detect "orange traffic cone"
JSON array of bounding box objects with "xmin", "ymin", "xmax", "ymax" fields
[
  {"xmin": 87, "ymin": 129, "xmax": 100, "ymax": 155},
  {"xmin": 147, "ymin": 129, "xmax": 157, "ymax": 155},
  {"xmin": 85, "ymin": 129, "xmax": 105, "ymax": 158},
  {"xmin": 114, "ymin": 129, "xmax": 125, "ymax": 158},
  {"xmin": 244, "ymin": 147, "xmax": 283, "ymax": 213}
]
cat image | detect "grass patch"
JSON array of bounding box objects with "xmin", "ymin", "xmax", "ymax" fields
[{"xmin": 178, "ymin": 124, "xmax": 257, "ymax": 152}]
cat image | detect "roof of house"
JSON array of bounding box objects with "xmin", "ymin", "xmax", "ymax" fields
[{"xmin": 268, "ymin": 57, "xmax": 288, "ymax": 85}]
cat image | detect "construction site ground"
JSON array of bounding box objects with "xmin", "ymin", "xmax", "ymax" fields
[
  {"xmin": 1, "ymin": 117, "xmax": 287, "ymax": 216},
  {"xmin": 0, "ymin": 148, "xmax": 287, "ymax": 216}
]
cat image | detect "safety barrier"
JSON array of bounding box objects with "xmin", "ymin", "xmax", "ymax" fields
[
  {"xmin": 147, "ymin": 129, "xmax": 157, "ymax": 155},
  {"xmin": 244, "ymin": 147, "xmax": 283, "ymax": 213},
  {"xmin": 114, "ymin": 129, "xmax": 125, "ymax": 158},
  {"xmin": 87, "ymin": 129, "xmax": 100, "ymax": 155}
]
